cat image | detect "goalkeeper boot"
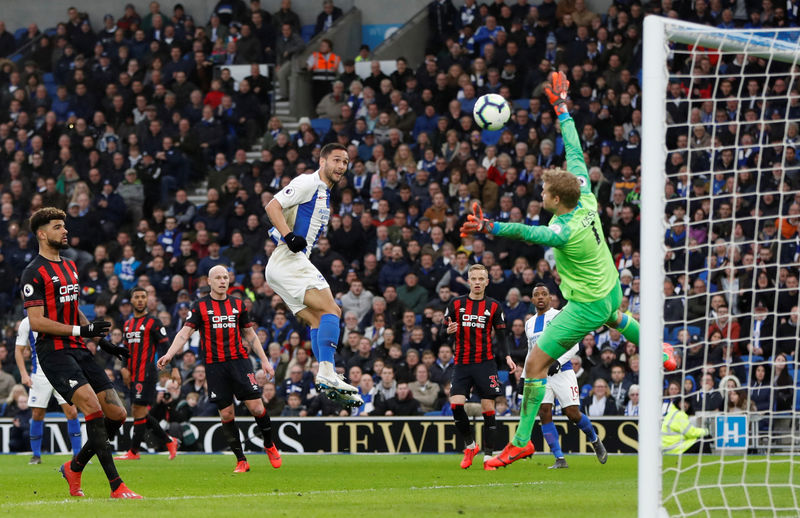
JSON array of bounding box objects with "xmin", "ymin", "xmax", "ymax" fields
[
  {"xmin": 549, "ymin": 458, "xmax": 569, "ymax": 469},
  {"xmin": 114, "ymin": 450, "xmax": 140, "ymax": 461},
  {"xmin": 110, "ymin": 483, "xmax": 142, "ymax": 499},
  {"xmin": 265, "ymin": 444, "xmax": 282, "ymax": 468},
  {"xmin": 60, "ymin": 461, "xmax": 84, "ymax": 497},
  {"xmin": 486, "ymin": 441, "xmax": 535, "ymax": 468},
  {"xmin": 233, "ymin": 460, "xmax": 250, "ymax": 473},
  {"xmin": 316, "ymin": 363, "xmax": 358, "ymax": 396},
  {"xmin": 166, "ymin": 437, "xmax": 180, "ymax": 460},
  {"xmin": 460, "ymin": 443, "xmax": 480, "ymax": 469},
  {"xmin": 591, "ymin": 439, "xmax": 608, "ymax": 464}
]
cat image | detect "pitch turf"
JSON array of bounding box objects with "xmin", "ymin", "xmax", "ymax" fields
[
  {"xmin": 0, "ymin": 454, "xmax": 795, "ymax": 517},
  {"xmin": 0, "ymin": 453, "xmax": 637, "ymax": 517}
]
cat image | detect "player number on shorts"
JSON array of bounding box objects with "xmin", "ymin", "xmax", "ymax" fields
[
  {"xmin": 247, "ymin": 373, "xmax": 257, "ymax": 385},
  {"xmin": 571, "ymin": 386, "xmax": 580, "ymax": 398},
  {"xmin": 489, "ymin": 375, "xmax": 500, "ymax": 388}
]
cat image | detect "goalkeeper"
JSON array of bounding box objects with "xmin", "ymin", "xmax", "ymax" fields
[{"xmin": 463, "ymin": 72, "xmax": 642, "ymax": 468}]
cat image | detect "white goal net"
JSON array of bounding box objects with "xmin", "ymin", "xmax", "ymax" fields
[{"xmin": 640, "ymin": 17, "xmax": 800, "ymax": 517}]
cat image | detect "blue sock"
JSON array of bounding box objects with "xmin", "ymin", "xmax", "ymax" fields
[
  {"xmin": 310, "ymin": 328, "xmax": 320, "ymax": 360},
  {"xmin": 577, "ymin": 414, "xmax": 598, "ymax": 442},
  {"xmin": 317, "ymin": 313, "xmax": 340, "ymax": 364},
  {"xmin": 541, "ymin": 422, "xmax": 564, "ymax": 459},
  {"xmin": 30, "ymin": 419, "xmax": 43, "ymax": 457},
  {"xmin": 67, "ymin": 417, "xmax": 82, "ymax": 454}
]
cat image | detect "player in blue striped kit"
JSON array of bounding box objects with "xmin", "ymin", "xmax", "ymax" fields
[
  {"xmin": 265, "ymin": 143, "xmax": 362, "ymax": 408},
  {"xmin": 525, "ymin": 285, "xmax": 607, "ymax": 468},
  {"xmin": 14, "ymin": 314, "xmax": 83, "ymax": 464}
]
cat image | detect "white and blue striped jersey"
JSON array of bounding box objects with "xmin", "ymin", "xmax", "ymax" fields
[
  {"xmin": 268, "ymin": 171, "xmax": 331, "ymax": 256},
  {"xmin": 524, "ymin": 308, "xmax": 579, "ymax": 370},
  {"xmin": 15, "ymin": 316, "xmax": 39, "ymax": 374}
]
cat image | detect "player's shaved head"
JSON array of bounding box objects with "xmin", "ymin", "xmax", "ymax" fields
[{"xmin": 208, "ymin": 265, "xmax": 230, "ymax": 297}]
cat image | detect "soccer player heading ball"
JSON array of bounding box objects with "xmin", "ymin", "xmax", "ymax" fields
[
  {"xmin": 264, "ymin": 143, "xmax": 363, "ymax": 408},
  {"xmin": 461, "ymin": 72, "xmax": 647, "ymax": 468}
]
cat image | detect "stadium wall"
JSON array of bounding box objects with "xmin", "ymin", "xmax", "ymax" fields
[{"xmin": 0, "ymin": 417, "xmax": 640, "ymax": 454}]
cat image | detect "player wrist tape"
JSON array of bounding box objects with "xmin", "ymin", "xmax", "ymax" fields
[{"xmin": 72, "ymin": 326, "xmax": 81, "ymax": 337}]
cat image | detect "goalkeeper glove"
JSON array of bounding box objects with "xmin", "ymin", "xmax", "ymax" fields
[
  {"xmin": 283, "ymin": 232, "xmax": 308, "ymax": 253},
  {"xmin": 98, "ymin": 338, "xmax": 130, "ymax": 360},
  {"xmin": 544, "ymin": 71, "xmax": 570, "ymax": 117},
  {"xmin": 547, "ymin": 361, "xmax": 562, "ymax": 377},
  {"xmin": 79, "ymin": 320, "xmax": 111, "ymax": 338},
  {"xmin": 459, "ymin": 202, "xmax": 495, "ymax": 237}
]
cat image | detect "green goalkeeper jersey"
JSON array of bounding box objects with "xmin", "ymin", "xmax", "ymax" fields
[{"xmin": 490, "ymin": 114, "xmax": 619, "ymax": 303}]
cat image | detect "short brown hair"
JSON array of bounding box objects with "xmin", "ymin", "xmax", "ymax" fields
[
  {"xmin": 542, "ymin": 168, "xmax": 581, "ymax": 208},
  {"xmin": 468, "ymin": 264, "xmax": 488, "ymax": 275},
  {"xmin": 30, "ymin": 207, "xmax": 66, "ymax": 233}
]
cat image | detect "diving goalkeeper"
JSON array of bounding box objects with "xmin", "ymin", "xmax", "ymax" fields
[{"xmin": 461, "ymin": 71, "xmax": 642, "ymax": 468}]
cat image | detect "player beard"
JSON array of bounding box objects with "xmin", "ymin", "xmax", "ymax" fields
[{"xmin": 47, "ymin": 236, "xmax": 69, "ymax": 250}]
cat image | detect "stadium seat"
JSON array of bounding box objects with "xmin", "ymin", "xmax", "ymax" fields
[
  {"xmin": 44, "ymin": 27, "xmax": 57, "ymax": 37},
  {"xmin": 14, "ymin": 27, "xmax": 27, "ymax": 42},
  {"xmin": 79, "ymin": 304, "xmax": 96, "ymax": 320},
  {"xmin": 43, "ymin": 72, "xmax": 54, "ymax": 84},
  {"xmin": 310, "ymin": 118, "xmax": 331, "ymax": 137},
  {"xmin": 497, "ymin": 370, "xmax": 509, "ymax": 384},
  {"xmin": 300, "ymin": 25, "xmax": 315, "ymax": 42},
  {"xmin": 481, "ymin": 129, "xmax": 502, "ymax": 146},
  {"xmin": 512, "ymin": 99, "xmax": 530, "ymax": 110},
  {"xmin": 580, "ymin": 384, "xmax": 591, "ymax": 400}
]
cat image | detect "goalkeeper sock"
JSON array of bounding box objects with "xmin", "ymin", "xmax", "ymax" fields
[
  {"xmin": 130, "ymin": 417, "xmax": 147, "ymax": 454},
  {"xmin": 541, "ymin": 421, "xmax": 564, "ymax": 459},
  {"xmin": 67, "ymin": 417, "xmax": 82, "ymax": 455},
  {"xmin": 617, "ymin": 313, "xmax": 640, "ymax": 345},
  {"xmin": 310, "ymin": 328, "xmax": 320, "ymax": 361},
  {"xmin": 253, "ymin": 408, "xmax": 274, "ymax": 448},
  {"xmin": 317, "ymin": 313, "xmax": 340, "ymax": 364},
  {"xmin": 221, "ymin": 418, "xmax": 246, "ymax": 461},
  {"xmin": 512, "ymin": 378, "xmax": 546, "ymax": 448},
  {"xmin": 451, "ymin": 404, "xmax": 474, "ymax": 448},
  {"xmin": 482, "ymin": 410, "xmax": 497, "ymax": 455},
  {"xmin": 146, "ymin": 414, "xmax": 170, "ymax": 446},
  {"xmin": 30, "ymin": 419, "xmax": 43, "ymax": 457},
  {"xmin": 577, "ymin": 414, "xmax": 598, "ymax": 443}
]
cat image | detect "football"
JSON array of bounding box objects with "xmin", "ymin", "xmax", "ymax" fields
[{"xmin": 472, "ymin": 93, "xmax": 511, "ymax": 131}]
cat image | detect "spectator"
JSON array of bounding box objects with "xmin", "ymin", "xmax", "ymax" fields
[
  {"xmin": 408, "ymin": 363, "xmax": 440, "ymax": 412},
  {"xmin": 313, "ymin": 0, "xmax": 343, "ymax": 36},
  {"xmin": 307, "ymin": 38, "xmax": 342, "ymax": 106},
  {"xmin": 275, "ymin": 23, "xmax": 305, "ymax": 100},
  {"xmin": 581, "ymin": 378, "xmax": 619, "ymax": 417},
  {"xmin": 9, "ymin": 394, "xmax": 32, "ymax": 452},
  {"xmin": 374, "ymin": 382, "xmax": 421, "ymax": 416}
]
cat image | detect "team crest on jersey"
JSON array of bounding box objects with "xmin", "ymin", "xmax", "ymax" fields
[
  {"xmin": 232, "ymin": 308, "xmax": 239, "ymax": 314},
  {"xmin": 484, "ymin": 309, "xmax": 491, "ymax": 316},
  {"xmin": 51, "ymin": 275, "xmax": 60, "ymax": 283},
  {"xmin": 140, "ymin": 324, "xmax": 146, "ymax": 330}
]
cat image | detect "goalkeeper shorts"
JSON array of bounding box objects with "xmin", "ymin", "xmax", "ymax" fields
[{"xmin": 536, "ymin": 283, "xmax": 623, "ymax": 361}]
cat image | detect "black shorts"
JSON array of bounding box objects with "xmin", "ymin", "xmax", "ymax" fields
[
  {"xmin": 451, "ymin": 361, "xmax": 502, "ymax": 400},
  {"xmin": 131, "ymin": 374, "xmax": 157, "ymax": 406},
  {"xmin": 38, "ymin": 348, "xmax": 114, "ymax": 403},
  {"xmin": 205, "ymin": 358, "xmax": 261, "ymax": 408}
]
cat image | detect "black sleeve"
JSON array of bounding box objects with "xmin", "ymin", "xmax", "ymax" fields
[
  {"xmin": 442, "ymin": 299, "xmax": 456, "ymax": 345},
  {"xmin": 492, "ymin": 302, "xmax": 510, "ymax": 358}
]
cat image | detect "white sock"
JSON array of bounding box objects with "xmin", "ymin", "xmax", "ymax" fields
[{"xmin": 466, "ymin": 441, "xmax": 476, "ymax": 450}]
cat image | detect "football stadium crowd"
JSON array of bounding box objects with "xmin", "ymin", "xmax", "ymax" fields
[{"xmin": 0, "ymin": 0, "xmax": 799, "ymax": 450}]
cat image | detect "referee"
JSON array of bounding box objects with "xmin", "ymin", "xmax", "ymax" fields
[
  {"xmin": 20, "ymin": 208, "xmax": 140, "ymax": 499},
  {"xmin": 443, "ymin": 264, "xmax": 516, "ymax": 471}
]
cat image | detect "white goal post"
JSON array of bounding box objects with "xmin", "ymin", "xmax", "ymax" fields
[{"xmin": 640, "ymin": 16, "xmax": 800, "ymax": 518}]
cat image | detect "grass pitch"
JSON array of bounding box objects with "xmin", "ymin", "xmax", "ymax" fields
[
  {"xmin": 0, "ymin": 453, "xmax": 636, "ymax": 517},
  {"xmin": 0, "ymin": 454, "xmax": 795, "ymax": 517}
]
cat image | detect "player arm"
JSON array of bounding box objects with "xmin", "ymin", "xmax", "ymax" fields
[
  {"xmin": 160, "ymin": 325, "xmax": 194, "ymax": 365},
  {"xmin": 491, "ymin": 221, "xmax": 570, "ymax": 247},
  {"xmin": 27, "ymin": 305, "xmax": 83, "ymax": 337},
  {"xmin": 243, "ymin": 325, "xmax": 269, "ymax": 365},
  {"xmin": 265, "ymin": 198, "xmax": 291, "ymax": 237},
  {"xmin": 14, "ymin": 345, "xmax": 30, "ymax": 385},
  {"xmin": 557, "ymin": 113, "xmax": 591, "ymax": 190},
  {"xmin": 77, "ymin": 309, "xmax": 90, "ymax": 326}
]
